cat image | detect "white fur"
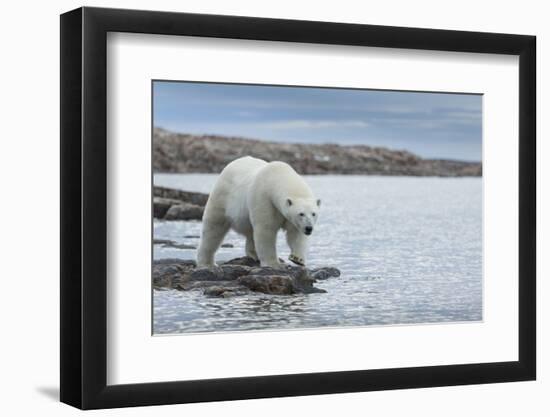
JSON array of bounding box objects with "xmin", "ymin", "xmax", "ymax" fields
[{"xmin": 197, "ymin": 156, "xmax": 321, "ymax": 267}]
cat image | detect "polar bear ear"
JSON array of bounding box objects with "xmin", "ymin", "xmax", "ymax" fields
[
  {"xmin": 316, "ymin": 199, "xmax": 321, "ymax": 207},
  {"xmin": 287, "ymin": 198, "xmax": 293, "ymax": 207}
]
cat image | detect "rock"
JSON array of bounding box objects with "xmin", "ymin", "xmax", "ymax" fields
[
  {"xmin": 154, "ymin": 258, "xmax": 197, "ymax": 266},
  {"xmin": 220, "ymin": 264, "xmax": 252, "ymax": 280},
  {"xmin": 247, "ymin": 265, "xmax": 305, "ymax": 280},
  {"xmin": 189, "ymin": 267, "xmax": 226, "ymax": 281},
  {"xmin": 162, "ymin": 242, "xmax": 197, "ymax": 249},
  {"xmin": 153, "ymin": 186, "xmax": 209, "ymax": 220},
  {"xmin": 237, "ymin": 275, "xmax": 295, "ymax": 295},
  {"xmin": 311, "ymin": 267, "xmax": 341, "ymax": 280},
  {"xmin": 203, "ymin": 286, "xmax": 246, "ymax": 298},
  {"xmin": 153, "ymin": 238, "xmax": 176, "ymax": 245},
  {"xmin": 222, "ymin": 256, "xmax": 260, "ymax": 267},
  {"xmin": 153, "ymin": 186, "xmax": 209, "ymax": 206},
  {"xmin": 221, "ymin": 243, "xmax": 234, "ymax": 248},
  {"xmin": 152, "ymin": 257, "xmax": 337, "ymax": 295},
  {"xmin": 153, "ymin": 197, "xmax": 183, "ymax": 219},
  {"xmin": 237, "ymin": 270, "xmax": 326, "ymax": 295},
  {"xmin": 164, "ymin": 203, "xmax": 204, "ymax": 221},
  {"xmin": 204, "ymin": 286, "xmax": 229, "ymax": 297},
  {"xmin": 152, "ymin": 259, "xmax": 196, "ymax": 288}
]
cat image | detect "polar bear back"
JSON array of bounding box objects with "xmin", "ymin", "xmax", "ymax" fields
[
  {"xmin": 249, "ymin": 160, "xmax": 315, "ymax": 213},
  {"xmin": 203, "ymin": 156, "xmax": 315, "ymax": 236},
  {"xmin": 204, "ymin": 156, "xmax": 265, "ymax": 233}
]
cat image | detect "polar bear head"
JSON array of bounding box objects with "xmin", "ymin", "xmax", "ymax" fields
[{"xmin": 286, "ymin": 198, "xmax": 321, "ymax": 235}]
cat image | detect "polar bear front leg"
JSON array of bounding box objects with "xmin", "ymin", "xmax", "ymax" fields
[
  {"xmin": 286, "ymin": 225, "xmax": 309, "ymax": 266},
  {"xmin": 197, "ymin": 216, "xmax": 230, "ymax": 267},
  {"xmin": 253, "ymin": 226, "xmax": 280, "ymax": 267}
]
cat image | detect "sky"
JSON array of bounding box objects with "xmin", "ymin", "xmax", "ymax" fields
[{"xmin": 153, "ymin": 81, "xmax": 482, "ymax": 162}]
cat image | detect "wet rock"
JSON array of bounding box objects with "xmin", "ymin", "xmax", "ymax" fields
[
  {"xmin": 153, "ymin": 186, "xmax": 209, "ymax": 220},
  {"xmin": 153, "ymin": 197, "xmax": 182, "ymax": 219},
  {"xmin": 203, "ymin": 285, "xmax": 247, "ymax": 298},
  {"xmin": 222, "ymin": 256, "xmax": 260, "ymax": 267},
  {"xmin": 247, "ymin": 265, "xmax": 305, "ymax": 280},
  {"xmin": 238, "ymin": 275, "xmax": 295, "ymax": 295},
  {"xmin": 189, "ymin": 266, "xmax": 226, "ymax": 281},
  {"xmin": 154, "ymin": 258, "xmax": 196, "ymax": 266},
  {"xmin": 152, "ymin": 259, "xmax": 196, "ymax": 288},
  {"xmin": 204, "ymin": 286, "xmax": 230, "ymax": 297},
  {"xmin": 311, "ymin": 267, "xmax": 341, "ymax": 280},
  {"xmin": 153, "ymin": 257, "xmax": 337, "ymax": 295},
  {"xmin": 153, "ymin": 186, "xmax": 209, "ymax": 206},
  {"xmin": 164, "ymin": 203, "xmax": 204, "ymax": 221},
  {"xmin": 153, "ymin": 238, "xmax": 176, "ymax": 245},
  {"xmin": 220, "ymin": 264, "xmax": 252, "ymax": 280},
  {"xmin": 162, "ymin": 242, "xmax": 197, "ymax": 249}
]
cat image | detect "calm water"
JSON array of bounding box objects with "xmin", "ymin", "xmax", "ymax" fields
[{"xmin": 153, "ymin": 174, "xmax": 482, "ymax": 334}]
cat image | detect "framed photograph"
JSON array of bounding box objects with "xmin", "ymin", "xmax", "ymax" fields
[{"xmin": 60, "ymin": 6, "xmax": 536, "ymax": 409}]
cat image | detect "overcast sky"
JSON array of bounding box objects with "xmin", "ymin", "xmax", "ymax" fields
[{"xmin": 153, "ymin": 81, "xmax": 482, "ymax": 162}]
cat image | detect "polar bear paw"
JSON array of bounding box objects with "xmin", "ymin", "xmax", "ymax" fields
[{"xmin": 289, "ymin": 254, "xmax": 305, "ymax": 266}]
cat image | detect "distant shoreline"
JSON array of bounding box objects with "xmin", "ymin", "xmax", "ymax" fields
[{"xmin": 153, "ymin": 127, "xmax": 482, "ymax": 177}]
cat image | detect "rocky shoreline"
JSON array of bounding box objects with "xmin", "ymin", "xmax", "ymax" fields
[
  {"xmin": 153, "ymin": 127, "xmax": 482, "ymax": 177},
  {"xmin": 153, "ymin": 256, "xmax": 340, "ymax": 297},
  {"xmin": 153, "ymin": 185, "xmax": 207, "ymax": 220}
]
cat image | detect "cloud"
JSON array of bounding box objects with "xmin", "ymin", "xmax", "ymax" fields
[{"xmin": 260, "ymin": 120, "xmax": 369, "ymax": 129}]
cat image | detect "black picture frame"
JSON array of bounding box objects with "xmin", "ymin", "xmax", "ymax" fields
[{"xmin": 60, "ymin": 6, "xmax": 536, "ymax": 410}]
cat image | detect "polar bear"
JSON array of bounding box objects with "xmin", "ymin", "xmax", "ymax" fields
[{"xmin": 197, "ymin": 156, "xmax": 321, "ymax": 268}]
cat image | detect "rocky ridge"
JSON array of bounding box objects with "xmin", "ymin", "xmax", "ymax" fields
[
  {"xmin": 153, "ymin": 127, "xmax": 482, "ymax": 177},
  {"xmin": 153, "ymin": 186, "xmax": 207, "ymax": 221}
]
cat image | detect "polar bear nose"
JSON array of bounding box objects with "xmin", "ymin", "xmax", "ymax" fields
[{"xmin": 305, "ymin": 226, "xmax": 313, "ymax": 235}]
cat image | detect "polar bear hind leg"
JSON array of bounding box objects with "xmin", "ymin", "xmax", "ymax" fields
[{"xmin": 244, "ymin": 233, "xmax": 258, "ymax": 260}]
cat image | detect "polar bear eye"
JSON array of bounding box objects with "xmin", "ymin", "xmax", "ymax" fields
[
  {"xmin": 312, "ymin": 213, "xmax": 316, "ymax": 217},
  {"xmin": 299, "ymin": 212, "xmax": 305, "ymax": 216}
]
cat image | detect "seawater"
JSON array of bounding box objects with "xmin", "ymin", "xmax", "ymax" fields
[{"xmin": 153, "ymin": 174, "xmax": 482, "ymax": 334}]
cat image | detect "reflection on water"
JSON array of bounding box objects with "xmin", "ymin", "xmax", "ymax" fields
[{"xmin": 153, "ymin": 174, "xmax": 482, "ymax": 334}]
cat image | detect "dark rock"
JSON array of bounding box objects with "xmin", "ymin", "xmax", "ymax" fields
[
  {"xmin": 153, "ymin": 258, "xmax": 196, "ymax": 266},
  {"xmin": 311, "ymin": 267, "xmax": 341, "ymax": 280},
  {"xmin": 292, "ymin": 269, "xmax": 327, "ymax": 294},
  {"xmin": 220, "ymin": 264, "xmax": 252, "ymax": 280},
  {"xmin": 153, "ymin": 197, "xmax": 182, "ymax": 219},
  {"xmin": 189, "ymin": 267, "xmax": 226, "ymax": 281},
  {"xmin": 153, "ymin": 258, "xmax": 337, "ymax": 295},
  {"xmin": 221, "ymin": 243, "xmax": 234, "ymax": 248},
  {"xmin": 152, "ymin": 260, "xmax": 195, "ymax": 288},
  {"xmin": 204, "ymin": 286, "xmax": 229, "ymax": 297},
  {"xmin": 153, "ymin": 238, "xmax": 176, "ymax": 245},
  {"xmin": 203, "ymin": 285, "xmax": 247, "ymax": 298},
  {"xmin": 237, "ymin": 275, "xmax": 295, "ymax": 295},
  {"xmin": 248, "ymin": 265, "xmax": 305, "ymax": 280},
  {"xmin": 162, "ymin": 242, "xmax": 197, "ymax": 249},
  {"xmin": 164, "ymin": 203, "xmax": 204, "ymax": 221},
  {"xmin": 222, "ymin": 256, "xmax": 260, "ymax": 267},
  {"xmin": 153, "ymin": 185, "xmax": 209, "ymax": 206},
  {"xmin": 182, "ymin": 280, "xmax": 241, "ymax": 291}
]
